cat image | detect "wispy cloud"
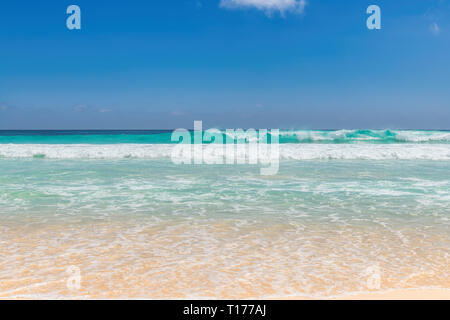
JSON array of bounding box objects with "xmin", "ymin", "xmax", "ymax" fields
[
  {"xmin": 430, "ymin": 22, "xmax": 440, "ymax": 35},
  {"xmin": 73, "ymin": 104, "xmax": 89, "ymax": 112},
  {"xmin": 73, "ymin": 104, "xmax": 112, "ymax": 113},
  {"xmin": 220, "ymin": 0, "xmax": 307, "ymax": 16},
  {"xmin": 424, "ymin": 0, "xmax": 445, "ymax": 36},
  {"xmin": 171, "ymin": 110, "xmax": 185, "ymax": 117}
]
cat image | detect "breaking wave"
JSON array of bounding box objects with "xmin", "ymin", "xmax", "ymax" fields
[
  {"xmin": 0, "ymin": 130, "xmax": 450, "ymax": 144},
  {"xmin": 1, "ymin": 144, "xmax": 449, "ymax": 160}
]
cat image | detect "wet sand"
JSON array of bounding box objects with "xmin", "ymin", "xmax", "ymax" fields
[
  {"xmin": 1, "ymin": 218, "xmax": 448, "ymax": 299},
  {"xmin": 276, "ymin": 289, "xmax": 450, "ymax": 300}
]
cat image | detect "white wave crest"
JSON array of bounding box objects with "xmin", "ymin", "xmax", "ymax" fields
[
  {"xmin": 279, "ymin": 144, "xmax": 450, "ymax": 160},
  {"xmin": 1, "ymin": 144, "xmax": 450, "ymax": 161}
]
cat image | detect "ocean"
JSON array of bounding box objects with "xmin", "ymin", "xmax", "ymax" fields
[{"xmin": 0, "ymin": 129, "xmax": 449, "ymax": 298}]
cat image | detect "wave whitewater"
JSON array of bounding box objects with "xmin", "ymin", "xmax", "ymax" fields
[
  {"xmin": 285, "ymin": 130, "xmax": 450, "ymax": 143},
  {"xmin": 1, "ymin": 144, "xmax": 449, "ymax": 160},
  {"xmin": 0, "ymin": 130, "xmax": 450, "ymax": 144}
]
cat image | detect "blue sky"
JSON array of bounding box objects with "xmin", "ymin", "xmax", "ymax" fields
[{"xmin": 0, "ymin": 0, "xmax": 449, "ymax": 129}]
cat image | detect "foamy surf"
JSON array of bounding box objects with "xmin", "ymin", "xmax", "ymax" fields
[
  {"xmin": 1, "ymin": 130, "xmax": 450, "ymax": 144},
  {"xmin": 0, "ymin": 143, "xmax": 450, "ymax": 160}
]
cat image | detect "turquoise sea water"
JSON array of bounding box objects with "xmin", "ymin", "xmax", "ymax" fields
[
  {"xmin": 0, "ymin": 129, "xmax": 449, "ymax": 144},
  {"xmin": 0, "ymin": 130, "xmax": 449, "ymax": 298}
]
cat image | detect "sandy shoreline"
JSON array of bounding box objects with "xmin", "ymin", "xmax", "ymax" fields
[
  {"xmin": 1, "ymin": 288, "xmax": 449, "ymax": 300},
  {"xmin": 338, "ymin": 289, "xmax": 450, "ymax": 300},
  {"xmin": 275, "ymin": 289, "xmax": 450, "ymax": 300}
]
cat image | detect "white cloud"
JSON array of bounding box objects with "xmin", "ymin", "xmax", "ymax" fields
[
  {"xmin": 430, "ymin": 22, "xmax": 440, "ymax": 35},
  {"xmin": 73, "ymin": 104, "xmax": 89, "ymax": 112},
  {"xmin": 220, "ymin": 0, "xmax": 307, "ymax": 15}
]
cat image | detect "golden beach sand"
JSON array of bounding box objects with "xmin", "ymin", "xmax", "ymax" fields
[{"xmin": 1, "ymin": 218, "xmax": 448, "ymax": 299}]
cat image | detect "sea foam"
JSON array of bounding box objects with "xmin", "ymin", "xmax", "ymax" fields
[{"xmin": 1, "ymin": 144, "xmax": 449, "ymax": 160}]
